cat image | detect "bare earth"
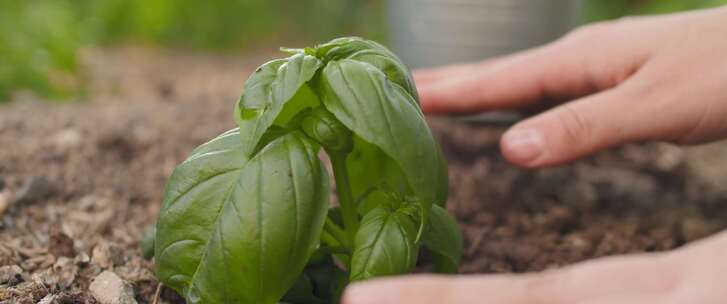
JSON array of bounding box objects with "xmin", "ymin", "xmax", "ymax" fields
[{"xmin": 1, "ymin": 48, "xmax": 726, "ymax": 303}]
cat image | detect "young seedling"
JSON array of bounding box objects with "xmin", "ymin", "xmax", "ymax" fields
[{"xmin": 153, "ymin": 37, "xmax": 463, "ymax": 304}]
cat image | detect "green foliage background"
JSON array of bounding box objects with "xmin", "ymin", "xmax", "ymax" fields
[
  {"xmin": 585, "ymin": 0, "xmax": 727, "ymax": 21},
  {"xmin": 0, "ymin": 0, "xmax": 81, "ymax": 101},
  {"xmin": 0, "ymin": 0, "xmax": 725, "ymax": 102},
  {"xmin": 0, "ymin": 0, "xmax": 384, "ymax": 102}
]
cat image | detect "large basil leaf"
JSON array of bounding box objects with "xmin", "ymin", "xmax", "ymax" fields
[
  {"xmin": 320, "ymin": 59, "xmax": 445, "ymax": 215},
  {"xmin": 349, "ymin": 206, "xmax": 418, "ymax": 281},
  {"xmin": 423, "ymin": 205, "xmax": 463, "ymax": 273},
  {"xmin": 155, "ymin": 128, "xmax": 248, "ymax": 296},
  {"xmin": 235, "ymin": 53, "xmax": 322, "ymax": 156},
  {"xmin": 317, "ymin": 37, "xmax": 419, "ymax": 104},
  {"xmin": 155, "ymin": 131, "xmax": 329, "ymax": 304}
]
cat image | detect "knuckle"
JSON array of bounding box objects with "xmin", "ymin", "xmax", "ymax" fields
[
  {"xmin": 673, "ymin": 105, "xmax": 712, "ymax": 145},
  {"xmin": 561, "ymin": 17, "xmax": 638, "ymax": 47},
  {"xmin": 555, "ymin": 105, "xmax": 594, "ymax": 147},
  {"xmin": 625, "ymin": 73, "xmax": 661, "ymax": 102}
]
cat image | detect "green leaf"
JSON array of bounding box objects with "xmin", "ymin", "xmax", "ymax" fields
[
  {"xmin": 320, "ymin": 59, "xmax": 445, "ymax": 216},
  {"xmin": 273, "ymin": 83, "xmax": 320, "ymax": 127},
  {"xmin": 252, "ymin": 125, "xmax": 290, "ymax": 155},
  {"xmin": 235, "ymin": 53, "xmax": 323, "ymax": 156},
  {"xmin": 317, "ymin": 37, "xmax": 419, "ymax": 104},
  {"xmin": 349, "ymin": 206, "xmax": 418, "ymax": 281},
  {"xmin": 423, "ymin": 205, "xmax": 463, "ymax": 273},
  {"xmin": 300, "ymin": 107, "xmax": 353, "ymax": 153},
  {"xmin": 155, "ymin": 131, "xmax": 330, "ymax": 304},
  {"xmin": 313, "ymin": 37, "xmax": 359, "ymax": 56}
]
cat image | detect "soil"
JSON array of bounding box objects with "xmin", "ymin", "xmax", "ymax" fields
[{"xmin": 1, "ymin": 48, "xmax": 727, "ymax": 303}]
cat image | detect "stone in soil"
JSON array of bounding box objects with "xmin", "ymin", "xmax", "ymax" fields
[
  {"xmin": 0, "ymin": 265, "xmax": 24, "ymax": 286},
  {"xmin": 89, "ymin": 270, "xmax": 138, "ymax": 304}
]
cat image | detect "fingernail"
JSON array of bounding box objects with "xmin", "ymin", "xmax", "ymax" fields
[{"xmin": 502, "ymin": 128, "xmax": 545, "ymax": 164}]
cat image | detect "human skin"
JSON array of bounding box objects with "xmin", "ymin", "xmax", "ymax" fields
[{"xmin": 343, "ymin": 6, "xmax": 727, "ymax": 304}]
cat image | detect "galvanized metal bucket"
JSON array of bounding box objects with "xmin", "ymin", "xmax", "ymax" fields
[{"xmin": 387, "ymin": 0, "xmax": 582, "ymax": 68}]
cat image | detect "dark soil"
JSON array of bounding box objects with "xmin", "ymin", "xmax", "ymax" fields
[{"xmin": 1, "ymin": 48, "xmax": 727, "ymax": 303}]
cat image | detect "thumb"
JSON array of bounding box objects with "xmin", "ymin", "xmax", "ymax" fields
[{"xmin": 500, "ymin": 83, "xmax": 651, "ymax": 167}]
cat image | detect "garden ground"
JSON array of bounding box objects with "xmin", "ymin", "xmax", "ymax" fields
[{"xmin": 1, "ymin": 48, "xmax": 726, "ymax": 303}]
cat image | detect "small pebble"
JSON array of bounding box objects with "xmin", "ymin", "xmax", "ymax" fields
[
  {"xmin": 0, "ymin": 265, "xmax": 24, "ymax": 286},
  {"xmin": 89, "ymin": 271, "xmax": 138, "ymax": 304}
]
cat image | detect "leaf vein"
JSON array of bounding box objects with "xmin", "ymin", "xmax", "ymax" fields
[
  {"xmin": 286, "ymin": 136, "xmax": 301, "ymax": 266},
  {"xmin": 182, "ymin": 166, "xmax": 240, "ymax": 300},
  {"xmin": 355, "ymin": 211, "xmax": 389, "ymax": 279},
  {"xmin": 161, "ymin": 168, "xmax": 239, "ymax": 216}
]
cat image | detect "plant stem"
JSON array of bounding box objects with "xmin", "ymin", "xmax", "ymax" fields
[
  {"xmin": 327, "ymin": 246, "xmax": 351, "ymax": 255},
  {"xmin": 324, "ymin": 217, "xmax": 348, "ymax": 247},
  {"xmin": 319, "ymin": 231, "xmax": 351, "ymax": 254},
  {"xmin": 321, "ymin": 231, "xmax": 341, "ymax": 248},
  {"xmin": 329, "ymin": 152, "xmax": 359, "ymax": 243}
]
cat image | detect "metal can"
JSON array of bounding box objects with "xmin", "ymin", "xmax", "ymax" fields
[{"xmin": 387, "ymin": 0, "xmax": 582, "ymax": 68}]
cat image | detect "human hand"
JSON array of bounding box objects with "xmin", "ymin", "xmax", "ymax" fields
[
  {"xmin": 343, "ymin": 230, "xmax": 727, "ymax": 303},
  {"xmin": 415, "ymin": 7, "xmax": 727, "ymax": 168}
]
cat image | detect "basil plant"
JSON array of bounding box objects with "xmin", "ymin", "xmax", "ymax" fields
[{"xmin": 153, "ymin": 37, "xmax": 463, "ymax": 304}]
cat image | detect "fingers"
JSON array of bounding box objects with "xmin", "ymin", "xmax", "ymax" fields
[
  {"xmin": 415, "ymin": 20, "xmax": 655, "ymax": 114},
  {"xmin": 550, "ymin": 253, "xmax": 679, "ymax": 299},
  {"xmin": 499, "ymin": 80, "xmax": 652, "ymax": 167},
  {"xmin": 499, "ymin": 45, "xmax": 727, "ymax": 168},
  {"xmin": 577, "ymin": 294, "xmax": 671, "ymax": 304},
  {"xmin": 342, "ymin": 252, "xmax": 678, "ymax": 304},
  {"xmin": 342, "ymin": 275, "xmax": 545, "ymax": 304},
  {"xmin": 413, "ymin": 61, "xmax": 491, "ymax": 86},
  {"xmin": 416, "ymin": 45, "xmax": 585, "ymax": 114}
]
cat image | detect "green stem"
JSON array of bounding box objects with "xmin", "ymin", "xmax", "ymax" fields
[
  {"xmin": 319, "ymin": 231, "xmax": 351, "ymax": 255},
  {"xmin": 327, "ymin": 246, "xmax": 351, "ymax": 255},
  {"xmin": 329, "ymin": 152, "xmax": 359, "ymax": 243},
  {"xmin": 321, "ymin": 231, "xmax": 341, "ymax": 248},
  {"xmin": 324, "ymin": 217, "xmax": 348, "ymax": 247}
]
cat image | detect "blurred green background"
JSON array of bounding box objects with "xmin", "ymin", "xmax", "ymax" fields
[
  {"xmin": 1, "ymin": 0, "xmax": 725, "ymax": 102},
  {"xmin": 584, "ymin": 0, "xmax": 727, "ymax": 21}
]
